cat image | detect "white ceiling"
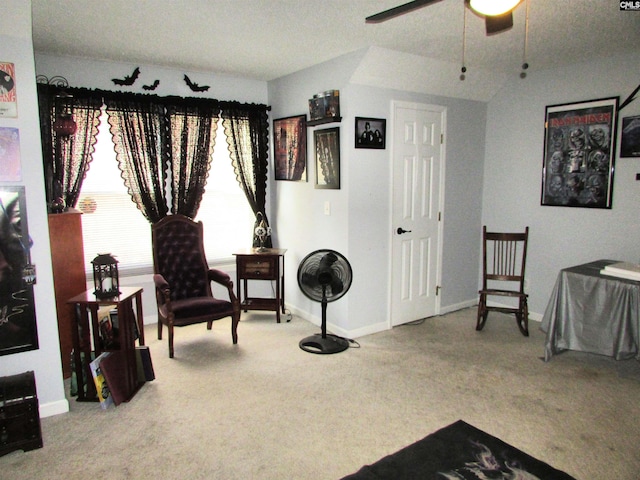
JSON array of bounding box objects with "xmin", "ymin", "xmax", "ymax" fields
[{"xmin": 31, "ymin": 0, "xmax": 640, "ymax": 82}]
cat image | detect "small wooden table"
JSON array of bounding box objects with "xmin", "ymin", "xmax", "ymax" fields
[
  {"xmin": 67, "ymin": 287, "xmax": 145, "ymax": 402},
  {"xmin": 234, "ymin": 248, "xmax": 286, "ymax": 322}
]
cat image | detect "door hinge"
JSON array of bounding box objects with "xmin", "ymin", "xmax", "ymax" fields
[
  {"xmin": 436, "ymin": 285, "xmax": 441, "ymax": 296},
  {"xmin": 440, "ymin": 133, "xmax": 444, "ymax": 144},
  {"xmin": 438, "ymin": 211, "xmax": 441, "ymax": 221}
]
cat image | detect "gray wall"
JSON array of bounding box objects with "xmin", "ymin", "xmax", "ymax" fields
[
  {"xmin": 5, "ymin": 0, "xmax": 639, "ymax": 418},
  {"xmin": 268, "ymin": 52, "xmax": 488, "ymax": 337},
  {"xmin": 1, "ymin": 0, "xmax": 67, "ymax": 417},
  {"xmin": 482, "ymin": 52, "xmax": 640, "ymax": 316}
]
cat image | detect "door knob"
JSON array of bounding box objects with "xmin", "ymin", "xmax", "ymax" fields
[{"xmin": 397, "ymin": 227, "xmax": 412, "ymax": 234}]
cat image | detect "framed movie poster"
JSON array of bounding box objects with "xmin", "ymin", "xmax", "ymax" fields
[
  {"xmin": 620, "ymin": 115, "xmax": 640, "ymax": 157},
  {"xmin": 0, "ymin": 62, "xmax": 18, "ymax": 118},
  {"xmin": 541, "ymin": 97, "xmax": 618, "ymax": 208},
  {"xmin": 355, "ymin": 117, "xmax": 386, "ymax": 149},
  {"xmin": 314, "ymin": 127, "xmax": 340, "ymax": 189},
  {"xmin": 273, "ymin": 115, "xmax": 307, "ymax": 181},
  {"xmin": 0, "ymin": 186, "xmax": 38, "ymax": 356}
]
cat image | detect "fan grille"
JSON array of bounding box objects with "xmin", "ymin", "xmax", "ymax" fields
[{"xmin": 297, "ymin": 249, "xmax": 352, "ymax": 303}]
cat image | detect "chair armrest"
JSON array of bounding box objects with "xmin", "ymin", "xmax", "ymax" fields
[
  {"xmin": 208, "ymin": 269, "xmax": 239, "ymax": 304},
  {"xmin": 208, "ymin": 268, "xmax": 231, "ymax": 286},
  {"xmin": 153, "ymin": 273, "xmax": 172, "ymax": 311},
  {"xmin": 153, "ymin": 273, "xmax": 169, "ymax": 291}
]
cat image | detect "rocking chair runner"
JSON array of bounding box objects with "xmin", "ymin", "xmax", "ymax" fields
[
  {"xmin": 476, "ymin": 226, "xmax": 530, "ymax": 336},
  {"xmin": 152, "ymin": 214, "xmax": 240, "ymax": 358}
]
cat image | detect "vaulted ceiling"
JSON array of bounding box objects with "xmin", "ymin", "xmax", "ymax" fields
[{"xmin": 31, "ymin": 0, "xmax": 640, "ymax": 82}]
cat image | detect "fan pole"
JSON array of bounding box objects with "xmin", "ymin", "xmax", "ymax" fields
[
  {"xmin": 299, "ymin": 286, "xmax": 349, "ymax": 354},
  {"xmin": 320, "ymin": 288, "xmax": 328, "ymax": 338}
]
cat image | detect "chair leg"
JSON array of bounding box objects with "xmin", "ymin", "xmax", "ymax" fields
[
  {"xmin": 168, "ymin": 324, "xmax": 174, "ymax": 358},
  {"xmin": 157, "ymin": 319, "xmax": 163, "ymax": 340},
  {"xmin": 516, "ymin": 298, "xmax": 529, "ymax": 337},
  {"xmin": 476, "ymin": 295, "xmax": 488, "ymax": 331},
  {"xmin": 231, "ymin": 312, "xmax": 239, "ymax": 344}
]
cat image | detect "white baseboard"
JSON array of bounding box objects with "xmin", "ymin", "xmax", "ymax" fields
[
  {"xmin": 285, "ymin": 303, "xmax": 389, "ymax": 340},
  {"xmin": 439, "ymin": 299, "xmax": 477, "ymax": 315},
  {"xmin": 39, "ymin": 398, "xmax": 69, "ymax": 418}
]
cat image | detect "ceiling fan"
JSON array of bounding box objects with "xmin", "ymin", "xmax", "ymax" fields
[{"xmin": 366, "ymin": 0, "xmax": 522, "ymax": 36}]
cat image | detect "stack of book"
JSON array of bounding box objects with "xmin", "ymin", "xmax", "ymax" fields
[
  {"xmin": 89, "ymin": 346, "xmax": 155, "ymax": 409},
  {"xmin": 600, "ymin": 261, "xmax": 640, "ymax": 281}
]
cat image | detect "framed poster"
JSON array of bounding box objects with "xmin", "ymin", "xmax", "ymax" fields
[
  {"xmin": 0, "ymin": 127, "xmax": 21, "ymax": 181},
  {"xmin": 620, "ymin": 115, "xmax": 640, "ymax": 157},
  {"xmin": 273, "ymin": 115, "xmax": 307, "ymax": 181},
  {"xmin": 355, "ymin": 117, "xmax": 386, "ymax": 149},
  {"xmin": 314, "ymin": 127, "xmax": 340, "ymax": 189},
  {"xmin": 0, "ymin": 186, "xmax": 38, "ymax": 355},
  {"xmin": 541, "ymin": 97, "xmax": 618, "ymax": 208},
  {"xmin": 0, "ymin": 62, "xmax": 18, "ymax": 118}
]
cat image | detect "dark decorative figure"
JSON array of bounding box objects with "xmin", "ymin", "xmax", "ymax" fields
[
  {"xmin": 184, "ymin": 74, "xmax": 209, "ymax": 92},
  {"xmin": 142, "ymin": 80, "xmax": 160, "ymax": 91},
  {"xmin": 112, "ymin": 67, "xmax": 141, "ymax": 86}
]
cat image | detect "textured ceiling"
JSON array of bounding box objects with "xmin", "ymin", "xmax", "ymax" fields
[{"xmin": 31, "ymin": 0, "xmax": 640, "ymax": 82}]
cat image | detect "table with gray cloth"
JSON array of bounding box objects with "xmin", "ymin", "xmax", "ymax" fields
[{"xmin": 541, "ymin": 259, "xmax": 640, "ymax": 362}]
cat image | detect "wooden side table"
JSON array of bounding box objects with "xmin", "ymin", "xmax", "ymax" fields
[
  {"xmin": 67, "ymin": 287, "xmax": 145, "ymax": 402},
  {"xmin": 234, "ymin": 248, "xmax": 287, "ymax": 322}
]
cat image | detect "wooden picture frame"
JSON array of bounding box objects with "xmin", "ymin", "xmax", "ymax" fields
[
  {"xmin": 273, "ymin": 115, "xmax": 307, "ymax": 181},
  {"xmin": 0, "ymin": 186, "xmax": 39, "ymax": 356},
  {"xmin": 355, "ymin": 117, "xmax": 386, "ymax": 149},
  {"xmin": 314, "ymin": 127, "xmax": 340, "ymax": 189},
  {"xmin": 541, "ymin": 97, "xmax": 618, "ymax": 208}
]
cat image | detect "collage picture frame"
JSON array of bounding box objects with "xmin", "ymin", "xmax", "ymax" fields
[
  {"xmin": 541, "ymin": 96, "xmax": 618, "ymax": 209},
  {"xmin": 273, "ymin": 115, "xmax": 307, "ymax": 181},
  {"xmin": 314, "ymin": 127, "xmax": 340, "ymax": 189}
]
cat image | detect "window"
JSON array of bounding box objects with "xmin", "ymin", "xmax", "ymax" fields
[{"xmin": 77, "ymin": 112, "xmax": 254, "ymax": 275}]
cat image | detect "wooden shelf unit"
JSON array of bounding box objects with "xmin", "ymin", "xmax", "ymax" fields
[{"xmin": 67, "ymin": 287, "xmax": 145, "ymax": 403}]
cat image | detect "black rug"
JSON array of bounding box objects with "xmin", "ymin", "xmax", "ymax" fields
[{"xmin": 341, "ymin": 420, "xmax": 576, "ymax": 480}]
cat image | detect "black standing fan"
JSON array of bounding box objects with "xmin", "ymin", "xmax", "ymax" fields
[{"xmin": 297, "ymin": 249, "xmax": 353, "ymax": 354}]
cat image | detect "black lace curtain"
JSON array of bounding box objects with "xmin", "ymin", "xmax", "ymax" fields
[
  {"xmin": 37, "ymin": 86, "xmax": 102, "ymax": 210},
  {"xmin": 223, "ymin": 104, "xmax": 272, "ymax": 248},
  {"xmin": 38, "ymin": 84, "xmax": 270, "ymax": 233}
]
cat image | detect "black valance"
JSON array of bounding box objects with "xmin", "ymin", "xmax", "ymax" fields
[{"xmin": 37, "ymin": 84, "xmax": 270, "ymax": 115}]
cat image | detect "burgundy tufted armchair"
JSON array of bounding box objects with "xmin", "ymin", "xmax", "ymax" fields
[{"xmin": 151, "ymin": 214, "xmax": 240, "ymax": 358}]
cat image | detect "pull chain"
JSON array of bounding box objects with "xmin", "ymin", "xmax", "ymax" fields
[
  {"xmin": 460, "ymin": 5, "xmax": 467, "ymax": 81},
  {"xmin": 520, "ymin": 0, "xmax": 530, "ymax": 79}
]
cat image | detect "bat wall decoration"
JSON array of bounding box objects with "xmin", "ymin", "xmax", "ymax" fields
[
  {"xmin": 142, "ymin": 79, "xmax": 160, "ymax": 91},
  {"xmin": 112, "ymin": 67, "xmax": 141, "ymax": 86},
  {"xmin": 184, "ymin": 74, "xmax": 209, "ymax": 92}
]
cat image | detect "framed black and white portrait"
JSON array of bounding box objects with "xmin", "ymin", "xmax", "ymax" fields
[{"xmin": 355, "ymin": 117, "xmax": 386, "ymax": 149}]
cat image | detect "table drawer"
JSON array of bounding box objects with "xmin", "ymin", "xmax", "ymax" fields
[{"xmin": 238, "ymin": 256, "xmax": 276, "ymax": 278}]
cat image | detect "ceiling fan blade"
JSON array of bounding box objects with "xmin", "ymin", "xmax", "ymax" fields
[
  {"xmin": 485, "ymin": 11, "xmax": 513, "ymax": 35},
  {"xmin": 366, "ymin": 0, "xmax": 442, "ymax": 24}
]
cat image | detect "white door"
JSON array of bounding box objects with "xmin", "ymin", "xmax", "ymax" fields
[{"xmin": 390, "ymin": 102, "xmax": 445, "ymax": 326}]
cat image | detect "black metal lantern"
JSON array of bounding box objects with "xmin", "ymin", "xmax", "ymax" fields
[{"xmin": 92, "ymin": 253, "xmax": 120, "ymax": 299}]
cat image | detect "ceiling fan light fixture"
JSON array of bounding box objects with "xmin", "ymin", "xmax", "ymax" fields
[{"xmin": 469, "ymin": 0, "xmax": 520, "ymax": 16}]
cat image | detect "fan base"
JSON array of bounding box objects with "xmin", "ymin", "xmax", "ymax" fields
[{"xmin": 299, "ymin": 334, "xmax": 349, "ymax": 354}]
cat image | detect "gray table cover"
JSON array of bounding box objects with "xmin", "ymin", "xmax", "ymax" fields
[{"xmin": 541, "ymin": 259, "xmax": 640, "ymax": 361}]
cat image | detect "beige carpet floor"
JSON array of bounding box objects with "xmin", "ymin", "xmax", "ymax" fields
[{"xmin": 1, "ymin": 307, "xmax": 639, "ymax": 479}]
